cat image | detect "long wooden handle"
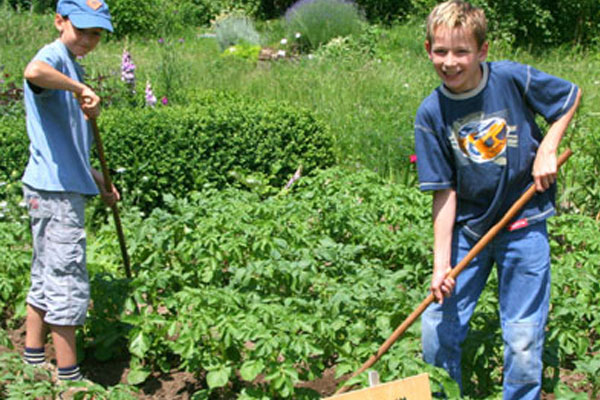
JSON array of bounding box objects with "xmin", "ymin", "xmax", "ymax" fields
[
  {"xmin": 91, "ymin": 118, "xmax": 132, "ymax": 279},
  {"xmin": 334, "ymin": 149, "xmax": 573, "ymax": 395}
]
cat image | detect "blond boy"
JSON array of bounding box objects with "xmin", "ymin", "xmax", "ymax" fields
[{"xmin": 414, "ymin": 1, "xmax": 581, "ymax": 398}]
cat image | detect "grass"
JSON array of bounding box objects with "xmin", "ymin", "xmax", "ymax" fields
[{"xmin": 1, "ymin": 7, "xmax": 599, "ymax": 215}]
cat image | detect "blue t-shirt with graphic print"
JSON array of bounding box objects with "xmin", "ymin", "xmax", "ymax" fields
[
  {"xmin": 22, "ymin": 39, "xmax": 99, "ymax": 195},
  {"xmin": 414, "ymin": 61, "xmax": 578, "ymax": 239}
]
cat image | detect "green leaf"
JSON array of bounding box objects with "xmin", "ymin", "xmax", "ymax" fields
[
  {"xmin": 129, "ymin": 331, "xmax": 151, "ymax": 359},
  {"xmin": 240, "ymin": 359, "xmax": 265, "ymax": 382},
  {"xmin": 206, "ymin": 366, "xmax": 231, "ymax": 389},
  {"xmin": 127, "ymin": 367, "xmax": 151, "ymax": 385}
]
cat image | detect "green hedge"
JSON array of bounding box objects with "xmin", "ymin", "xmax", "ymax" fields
[
  {"xmin": 99, "ymin": 92, "xmax": 334, "ymax": 212},
  {"xmin": 0, "ymin": 92, "xmax": 334, "ymax": 214}
]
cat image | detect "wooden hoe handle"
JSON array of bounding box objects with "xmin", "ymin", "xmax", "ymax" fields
[
  {"xmin": 335, "ymin": 149, "xmax": 573, "ymax": 395},
  {"xmin": 91, "ymin": 118, "xmax": 132, "ymax": 279}
]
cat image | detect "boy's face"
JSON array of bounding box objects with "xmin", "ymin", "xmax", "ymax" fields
[
  {"xmin": 426, "ymin": 25, "xmax": 488, "ymax": 94},
  {"xmin": 55, "ymin": 14, "xmax": 103, "ymax": 57}
]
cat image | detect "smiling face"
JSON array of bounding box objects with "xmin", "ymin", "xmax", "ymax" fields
[
  {"xmin": 426, "ymin": 25, "xmax": 488, "ymax": 94},
  {"xmin": 55, "ymin": 14, "xmax": 103, "ymax": 57}
]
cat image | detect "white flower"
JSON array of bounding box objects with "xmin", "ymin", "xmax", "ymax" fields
[
  {"xmin": 0, "ymin": 213, "xmax": 4, "ymax": 218},
  {"xmin": 0, "ymin": 181, "xmax": 6, "ymax": 187},
  {"xmin": 308, "ymin": 54, "xmax": 314, "ymax": 60},
  {"xmin": 403, "ymin": 83, "xmax": 409, "ymax": 88},
  {"xmin": 116, "ymin": 167, "xmax": 127, "ymax": 173},
  {"xmin": 19, "ymin": 201, "xmax": 27, "ymax": 208},
  {"xmin": 295, "ymin": 32, "xmax": 301, "ymax": 39},
  {"xmin": 228, "ymin": 46, "xmax": 237, "ymax": 53},
  {"xmin": 142, "ymin": 176, "xmax": 149, "ymax": 182},
  {"xmin": 280, "ymin": 38, "xmax": 288, "ymax": 45},
  {"xmin": 0, "ymin": 201, "xmax": 7, "ymax": 208},
  {"xmin": 277, "ymin": 50, "xmax": 286, "ymax": 57}
]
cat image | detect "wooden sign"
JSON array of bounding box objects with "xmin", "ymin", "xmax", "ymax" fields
[{"xmin": 323, "ymin": 373, "xmax": 431, "ymax": 400}]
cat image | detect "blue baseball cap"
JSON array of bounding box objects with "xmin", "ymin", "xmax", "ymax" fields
[{"xmin": 57, "ymin": 0, "xmax": 113, "ymax": 32}]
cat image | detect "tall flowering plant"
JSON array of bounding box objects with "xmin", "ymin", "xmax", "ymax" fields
[
  {"xmin": 145, "ymin": 81, "xmax": 157, "ymax": 107},
  {"xmin": 121, "ymin": 49, "xmax": 136, "ymax": 91}
]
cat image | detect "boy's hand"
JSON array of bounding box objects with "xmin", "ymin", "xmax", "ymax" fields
[
  {"xmin": 78, "ymin": 86, "xmax": 101, "ymax": 119},
  {"xmin": 431, "ymin": 265, "xmax": 455, "ymax": 304},
  {"xmin": 100, "ymin": 183, "xmax": 121, "ymax": 207},
  {"xmin": 532, "ymin": 145, "xmax": 557, "ymax": 192}
]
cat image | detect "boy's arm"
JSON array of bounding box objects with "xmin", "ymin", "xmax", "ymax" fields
[
  {"xmin": 431, "ymin": 188, "xmax": 457, "ymax": 304},
  {"xmin": 533, "ymin": 88, "xmax": 582, "ymax": 192},
  {"xmin": 24, "ymin": 60, "xmax": 101, "ymax": 118},
  {"xmin": 91, "ymin": 168, "xmax": 120, "ymax": 207}
]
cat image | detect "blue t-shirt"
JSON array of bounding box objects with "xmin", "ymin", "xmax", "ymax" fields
[
  {"xmin": 414, "ymin": 61, "xmax": 578, "ymax": 239},
  {"xmin": 22, "ymin": 40, "xmax": 99, "ymax": 195}
]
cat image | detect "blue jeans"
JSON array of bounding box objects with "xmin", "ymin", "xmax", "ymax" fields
[{"xmin": 422, "ymin": 221, "xmax": 550, "ymax": 400}]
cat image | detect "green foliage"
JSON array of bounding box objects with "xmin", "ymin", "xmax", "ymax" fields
[
  {"xmin": 477, "ymin": 0, "xmax": 600, "ymax": 47},
  {"xmin": 1, "ymin": 0, "xmax": 53, "ymax": 13},
  {"xmin": 221, "ymin": 43, "xmax": 262, "ymax": 61},
  {"xmin": 214, "ymin": 13, "xmax": 261, "ymax": 51},
  {"xmin": 90, "ymin": 167, "xmax": 434, "ymax": 398},
  {"xmin": 105, "ymin": 0, "xmax": 160, "ymax": 39},
  {"xmin": 97, "ymin": 91, "xmax": 334, "ymax": 213},
  {"xmin": 284, "ymin": 0, "xmax": 366, "ymax": 52}
]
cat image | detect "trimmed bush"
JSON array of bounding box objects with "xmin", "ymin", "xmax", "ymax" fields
[{"xmin": 99, "ymin": 91, "xmax": 334, "ymax": 212}]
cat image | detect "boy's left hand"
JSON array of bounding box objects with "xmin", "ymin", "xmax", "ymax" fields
[
  {"xmin": 100, "ymin": 183, "xmax": 121, "ymax": 207},
  {"xmin": 532, "ymin": 146, "xmax": 557, "ymax": 192}
]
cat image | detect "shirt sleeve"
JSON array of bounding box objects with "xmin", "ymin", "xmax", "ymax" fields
[
  {"xmin": 29, "ymin": 43, "xmax": 64, "ymax": 97},
  {"xmin": 513, "ymin": 62, "xmax": 579, "ymax": 123},
  {"xmin": 414, "ymin": 98, "xmax": 455, "ymax": 192}
]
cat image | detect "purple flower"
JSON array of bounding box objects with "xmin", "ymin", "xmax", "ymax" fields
[
  {"xmin": 158, "ymin": 38, "xmax": 164, "ymax": 44},
  {"xmin": 161, "ymin": 96, "xmax": 168, "ymax": 106},
  {"xmin": 178, "ymin": 38, "xmax": 185, "ymax": 43},
  {"xmin": 121, "ymin": 49, "xmax": 136, "ymax": 87},
  {"xmin": 145, "ymin": 81, "xmax": 157, "ymax": 107}
]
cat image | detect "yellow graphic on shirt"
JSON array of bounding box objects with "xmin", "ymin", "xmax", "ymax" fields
[{"xmin": 455, "ymin": 116, "xmax": 508, "ymax": 163}]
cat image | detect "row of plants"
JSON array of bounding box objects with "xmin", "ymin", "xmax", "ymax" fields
[{"xmin": 1, "ymin": 167, "xmax": 599, "ymax": 398}]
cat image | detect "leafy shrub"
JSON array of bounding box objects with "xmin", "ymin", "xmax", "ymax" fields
[
  {"xmin": 284, "ymin": 0, "xmax": 365, "ymax": 52},
  {"xmin": 97, "ymin": 91, "xmax": 334, "ymax": 213},
  {"xmin": 105, "ymin": 0, "xmax": 160, "ymax": 39},
  {"xmin": 91, "ymin": 166, "xmax": 441, "ymax": 396},
  {"xmin": 2, "ymin": 0, "xmax": 53, "ymax": 13},
  {"xmin": 213, "ymin": 12, "xmax": 261, "ymax": 51}
]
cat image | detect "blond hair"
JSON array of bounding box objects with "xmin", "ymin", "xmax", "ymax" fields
[{"xmin": 426, "ymin": 1, "xmax": 487, "ymax": 49}]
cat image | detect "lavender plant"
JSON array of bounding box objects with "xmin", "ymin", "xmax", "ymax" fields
[{"xmin": 284, "ymin": 0, "xmax": 365, "ymax": 52}]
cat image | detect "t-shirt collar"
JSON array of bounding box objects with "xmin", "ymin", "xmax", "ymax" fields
[{"xmin": 440, "ymin": 62, "xmax": 489, "ymax": 100}]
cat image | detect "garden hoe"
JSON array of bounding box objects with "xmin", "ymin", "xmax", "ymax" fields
[
  {"xmin": 90, "ymin": 118, "xmax": 132, "ymax": 279},
  {"xmin": 332, "ymin": 149, "xmax": 573, "ymax": 397}
]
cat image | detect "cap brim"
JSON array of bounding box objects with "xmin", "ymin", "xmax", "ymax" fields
[{"xmin": 69, "ymin": 13, "xmax": 113, "ymax": 33}]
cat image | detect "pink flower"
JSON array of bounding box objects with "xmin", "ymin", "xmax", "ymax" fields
[
  {"xmin": 145, "ymin": 81, "xmax": 157, "ymax": 107},
  {"xmin": 409, "ymin": 154, "xmax": 417, "ymax": 164},
  {"xmin": 161, "ymin": 96, "xmax": 168, "ymax": 105}
]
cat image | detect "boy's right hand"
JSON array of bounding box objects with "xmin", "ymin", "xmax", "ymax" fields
[
  {"xmin": 431, "ymin": 265, "xmax": 455, "ymax": 304},
  {"xmin": 78, "ymin": 86, "xmax": 101, "ymax": 119}
]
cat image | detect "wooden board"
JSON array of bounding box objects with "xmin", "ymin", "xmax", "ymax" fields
[{"xmin": 323, "ymin": 373, "xmax": 431, "ymax": 400}]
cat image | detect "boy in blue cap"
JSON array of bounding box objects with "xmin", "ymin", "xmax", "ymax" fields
[
  {"xmin": 21, "ymin": 0, "xmax": 119, "ymax": 383},
  {"xmin": 414, "ymin": 1, "xmax": 581, "ymax": 398}
]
